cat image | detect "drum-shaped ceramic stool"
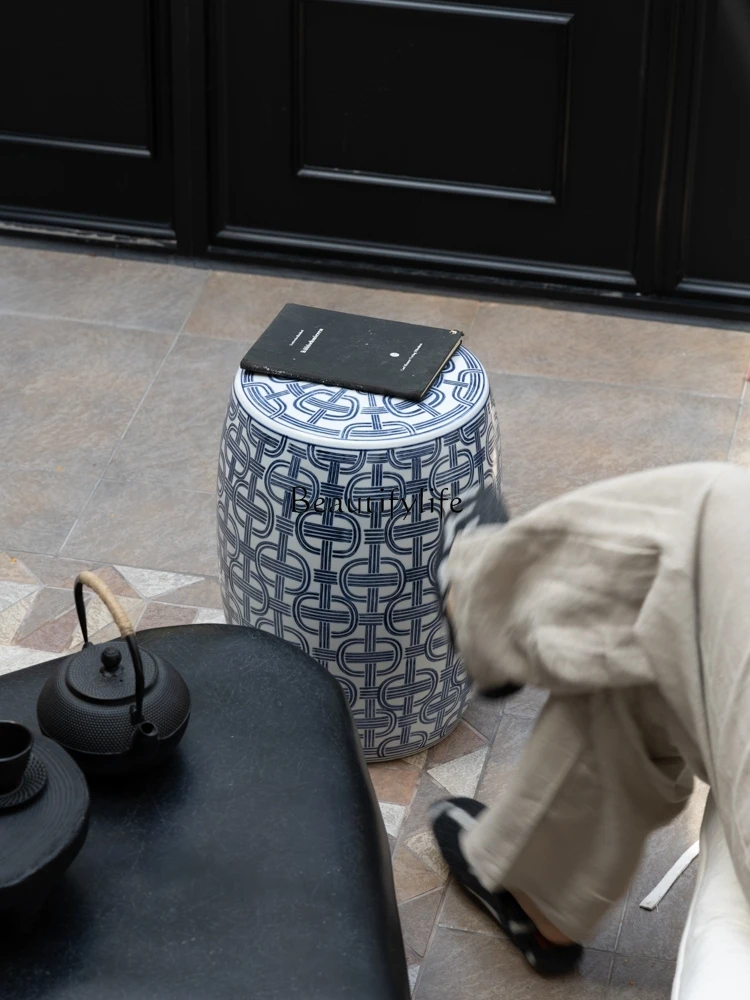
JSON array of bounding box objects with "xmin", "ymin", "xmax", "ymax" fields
[{"xmin": 217, "ymin": 346, "xmax": 501, "ymax": 760}]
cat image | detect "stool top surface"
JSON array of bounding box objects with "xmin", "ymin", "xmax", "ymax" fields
[{"xmin": 233, "ymin": 345, "xmax": 489, "ymax": 448}]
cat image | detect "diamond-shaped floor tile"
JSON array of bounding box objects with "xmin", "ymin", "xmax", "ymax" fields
[
  {"xmin": 427, "ymin": 721, "xmax": 487, "ymax": 767},
  {"xmin": 369, "ymin": 759, "xmax": 421, "ymax": 805},
  {"xmin": 428, "ymin": 746, "xmax": 488, "ymax": 799},
  {"xmin": 13, "ymin": 588, "xmax": 70, "ymax": 641},
  {"xmin": 405, "ymin": 830, "xmax": 449, "ymax": 881},
  {"xmin": 393, "ymin": 846, "xmax": 444, "ymax": 904},
  {"xmin": 0, "ymin": 581, "xmax": 38, "ymax": 614},
  {"xmin": 0, "ymin": 595, "xmax": 36, "ymax": 644},
  {"xmin": 0, "ymin": 644, "xmax": 56, "ymax": 675},
  {"xmin": 114, "ymin": 566, "xmax": 203, "ymax": 600},
  {"xmin": 380, "ymin": 802, "xmax": 406, "ymax": 838},
  {"xmin": 0, "ymin": 554, "xmax": 38, "ymax": 584},
  {"xmin": 193, "ymin": 608, "xmax": 225, "ymax": 625}
]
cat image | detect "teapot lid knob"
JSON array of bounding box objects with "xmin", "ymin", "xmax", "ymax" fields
[{"xmin": 100, "ymin": 647, "xmax": 122, "ymax": 675}]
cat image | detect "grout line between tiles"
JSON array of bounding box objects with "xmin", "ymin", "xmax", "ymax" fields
[
  {"xmin": 56, "ymin": 313, "xmax": 190, "ymax": 557},
  {"xmin": 612, "ymin": 882, "xmax": 634, "ymax": 956},
  {"xmin": 460, "ymin": 716, "xmax": 492, "ymax": 744},
  {"xmin": 604, "ymin": 950, "xmax": 617, "ymax": 994},
  {"xmin": 0, "ymin": 307, "xmax": 195, "ymax": 338},
  {"xmin": 726, "ymin": 380, "xmax": 747, "ymax": 460},
  {"xmin": 412, "ymin": 878, "xmax": 452, "ymax": 998},
  {"xmin": 5, "ymin": 549, "xmax": 222, "ymax": 583},
  {"xmin": 97, "ymin": 475, "xmax": 216, "ymax": 496}
]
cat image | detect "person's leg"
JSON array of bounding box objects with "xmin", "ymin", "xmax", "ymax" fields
[
  {"xmin": 434, "ymin": 687, "xmax": 693, "ymax": 968},
  {"xmin": 696, "ymin": 465, "xmax": 750, "ymax": 908}
]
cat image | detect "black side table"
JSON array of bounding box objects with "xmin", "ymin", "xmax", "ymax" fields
[{"xmin": 0, "ymin": 624, "xmax": 409, "ymax": 1000}]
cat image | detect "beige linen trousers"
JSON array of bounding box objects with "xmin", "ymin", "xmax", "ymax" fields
[{"xmin": 445, "ymin": 462, "xmax": 750, "ymax": 942}]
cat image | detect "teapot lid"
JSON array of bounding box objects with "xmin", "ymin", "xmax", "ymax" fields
[{"xmin": 65, "ymin": 640, "xmax": 159, "ymax": 704}]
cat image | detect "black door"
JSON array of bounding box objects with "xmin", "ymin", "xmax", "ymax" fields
[
  {"xmin": 0, "ymin": 0, "xmax": 176, "ymax": 243},
  {"xmin": 209, "ymin": 0, "xmax": 653, "ymax": 290},
  {"xmin": 663, "ymin": 0, "xmax": 750, "ymax": 302}
]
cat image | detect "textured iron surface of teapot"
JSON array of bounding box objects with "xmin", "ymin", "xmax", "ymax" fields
[{"xmin": 36, "ymin": 573, "xmax": 191, "ymax": 776}]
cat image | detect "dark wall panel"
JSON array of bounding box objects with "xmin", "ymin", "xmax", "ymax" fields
[
  {"xmin": 211, "ymin": 0, "xmax": 651, "ymax": 282},
  {"xmin": 0, "ymin": 1, "xmax": 153, "ymax": 151},
  {"xmin": 0, "ymin": 0, "xmax": 175, "ymax": 233},
  {"xmin": 299, "ymin": 1, "xmax": 568, "ymax": 200},
  {"xmin": 677, "ymin": 0, "xmax": 750, "ymax": 292}
]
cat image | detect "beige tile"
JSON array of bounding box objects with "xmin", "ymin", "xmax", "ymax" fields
[
  {"xmin": 468, "ymin": 302, "xmax": 750, "ymax": 396},
  {"xmin": 86, "ymin": 619, "xmax": 139, "ymax": 647},
  {"xmin": 408, "ymin": 964, "xmax": 420, "ymax": 995},
  {"xmin": 74, "ymin": 565, "xmax": 139, "ymax": 598},
  {"xmin": 463, "ymin": 695, "xmax": 504, "ymax": 741},
  {"xmin": 0, "ymin": 553, "xmax": 38, "ymax": 584},
  {"xmin": 491, "ymin": 373, "xmax": 739, "ymax": 515},
  {"xmin": 0, "ymin": 580, "xmax": 38, "ymax": 614},
  {"xmin": 14, "ymin": 553, "xmax": 99, "ymax": 588},
  {"xmin": 0, "ymin": 594, "xmax": 36, "ymax": 644},
  {"xmin": 617, "ymin": 784, "xmax": 707, "ymax": 961},
  {"xmin": 476, "ymin": 714, "xmax": 534, "ymax": 806},
  {"xmin": 399, "ymin": 888, "xmax": 442, "ymax": 959},
  {"xmin": 158, "ymin": 577, "xmax": 223, "ymax": 608},
  {"xmin": 407, "ymin": 749, "xmax": 428, "ymax": 770},
  {"xmin": 503, "ymin": 686, "xmax": 548, "ymax": 720},
  {"xmin": 106, "ymin": 334, "xmax": 241, "ymax": 492},
  {"xmin": 289, "ymin": 279, "xmax": 480, "ymax": 332},
  {"xmin": 61, "ymin": 480, "xmax": 218, "ymax": 576},
  {"xmin": 192, "ymin": 607, "xmax": 225, "ymax": 625},
  {"xmin": 0, "ymin": 315, "xmax": 172, "ymax": 477},
  {"xmin": 19, "ymin": 605, "xmax": 81, "ymax": 653},
  {"xmin": 609, "ymin": 956, "xmax": 675, "ymax": 999},
  {"xmin": 393, "ymin": 845, "xmax": 444, "ymax": 904},
  {"xmin": 0, "ymin": 466, "xmax": 96, "ymax": 554},
  {"xmin": 114, "ymin": 566, "xmax": 203, "ymax": 600},
  {"xmin": 427, "ymin": 720, "xmax": 487, "ymax": 767},
  {"xmin": 428, "ymin": 746, "xmax": 488, "ymax": 799},
  {"xmin": 415, "ymin": 926, "xmax": 611, "ymax": 1000},
  {"xmin": 729, "ymin": 397, "xmax": 750, "ymax": 467},
  {"xmin": 369, "ymin": 758, "xmax": 422, "ymax": 805},
  {"xmin": 379, "ymin": 802, "xmax": 407, "ymax": 838},
  {"xmin": 589, "ymin": 896, "xmax": 628, "ymax": 953},
  {"xmin": 0, "ymin": 246, "xmax": 206, "ymax": 331},
  {"xmin": 129, "ymin": 602, "xmax": 198, "ymax": 632},
  {"xmin": 405, "ymin": 944, "xmax": 421, "ymax": 969},
  {"xmin": 405, "ymin": 830, "xmax": 449, "ymax": 881},
  {"xmin": 13, "ymin": 587, "xmax": 72, "ymax": 641},
  {"xmin": 0, "ymin": 644, "xmax": 58, "ymax": 675},
  {"xmin": 401, "ymin": 771, "xmax": 453, "ymax": 842},
  {"xmin": 185, "ymin": 269, "xmax": 479, "ymax": 342},
  {"xmin": 440, "ymin": 881, "xmax": 503, "ymax": 938},
  {"xmin": 184, "ymin": 270, "xmax": 300, "ymax": 341}
]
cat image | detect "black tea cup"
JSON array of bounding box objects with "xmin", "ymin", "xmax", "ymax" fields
[{"xmin": 0, "ymin": 721, "xmax": 33, "ymax": 794}]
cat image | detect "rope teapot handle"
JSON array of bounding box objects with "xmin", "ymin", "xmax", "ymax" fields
[{"xmin": 73, "ymin": 571, "xmax": 146, "ymax": 724}]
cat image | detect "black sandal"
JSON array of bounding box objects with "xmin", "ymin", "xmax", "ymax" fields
[{"xmin": 431, "ymin": 797, "xmax": 583, "ymax": 975}]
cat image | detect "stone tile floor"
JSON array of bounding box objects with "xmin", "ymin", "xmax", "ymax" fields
[{"xmin": 2, "ymin": 242, "xmax": 750, "ymax": 998}]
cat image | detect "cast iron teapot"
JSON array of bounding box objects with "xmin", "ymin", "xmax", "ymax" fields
[{"xmin": 37, "ymin": 572, "xmax": 191, "ymax": 775}]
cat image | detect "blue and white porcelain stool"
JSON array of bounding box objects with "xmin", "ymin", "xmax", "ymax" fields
[{"xmin": 217, "ymin": 346, "xmax": 501, "ymax": 760}]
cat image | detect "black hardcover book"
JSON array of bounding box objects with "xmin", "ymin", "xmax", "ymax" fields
[{"xmin": 240, "ymin": 303, "xmax": 464, "ymax": 401}]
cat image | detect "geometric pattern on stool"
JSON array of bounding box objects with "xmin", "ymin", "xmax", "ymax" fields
[{"xmin": 217, "ymin": 347, "xmax": 501, "ymax": 759}]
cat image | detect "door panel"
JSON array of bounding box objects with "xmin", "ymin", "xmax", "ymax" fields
[
  {"xmin": 0, "ymin": 0, "xmax": 175, "ymax": 234},
  {"xmin": 674, "ymin": 0, "xmax": 750, "ymax": 293},
  {"xmin": 211, "ymin": 0, "xmax": 652, "ymax": 282}
]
